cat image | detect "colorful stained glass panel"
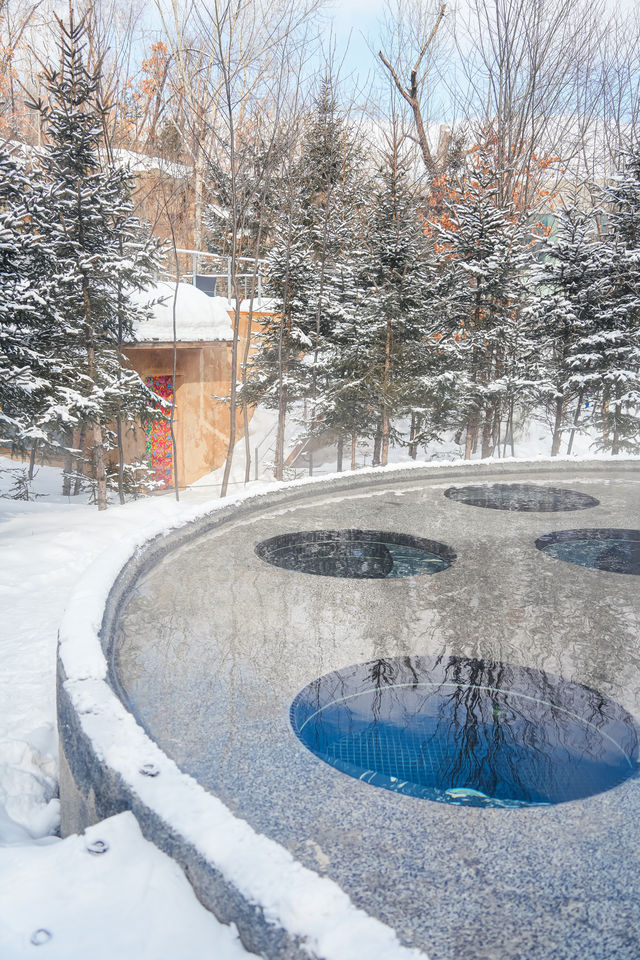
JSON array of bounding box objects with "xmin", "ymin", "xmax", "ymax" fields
[{"xmin": 145, "ymin": 376, "xmax": 174, "ymax": 488}]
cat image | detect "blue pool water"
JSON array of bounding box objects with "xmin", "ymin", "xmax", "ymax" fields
[
  {"xmin": 291, "ymin": 657, "xmax": 639, "ymax": 807},
  {"xmin": 255, "ymin": 530, "xmax": 455, "ymax": 579},
  {"xmin": 536, "ymin": 529, "xmax": 640, "ymax": 575}
]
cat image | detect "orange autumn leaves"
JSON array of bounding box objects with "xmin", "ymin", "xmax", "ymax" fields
[{"xmin": 423, "ymin": 135, "xmax": 560, "ymax": 257}]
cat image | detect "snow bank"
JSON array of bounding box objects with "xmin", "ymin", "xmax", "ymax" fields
[
  {"xmin": 109, "ymin": 147, "xmax": 191, "ymax": 180},
  {"xmin": 132, "ymin": 282, "xmax": 233, "ymax": 342},
  {"xmin": 0, "ymin": 467, "xmax": 260, "ymax": 957},
  {"xmin": 0, "ymin": 812, "xmax": 247, "ymax": 960}
]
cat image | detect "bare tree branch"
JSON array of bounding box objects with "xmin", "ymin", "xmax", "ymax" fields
[{"xmin": 378, "ymin": 2, "xmax": 446, "ymax": 176}]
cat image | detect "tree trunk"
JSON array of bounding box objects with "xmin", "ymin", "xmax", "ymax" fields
[
  {"xmin": 551, "ymin": 394, "xmax": 565, "ymax": 456},
  {"xmin": 351, "ymin": 432, "xmax": 357, "ymax": 470},
  {"xmin": 372, "ymin": 420, "xmax": 383, "ymax": 466},
  {"xmin": 242, "ymin": 215, "xmax": 265, "ymax": 485},
  {"xmin": 409, "ymin": 413, "xmax": 418, "ymax": 459},
  {"xmin": 116, "ymin": 416, "xmax": 125, "ymax": 504},
  {"xmin": 381, "ymin": 316, "xmax": 392, "ymax": 467},
  {"xmin": 274, "ymin": 387, "xmax": 287, "ymax": 481},
  {"xmin": 464, "ymin": 419, "xmax": 475, "ymax": 460},
  {"xmin": 73, "ymin": 425, "xmax": 86, "ymax": 497},
  {"xmin": 377, "ymin": 4, "xmax": 446, "ymax": 177},
  {"xmin": 28, "ymin": 440, "xmax": 37, "ymax": 481},
  {"xmin": 220, "ymin": 298, "xmax": 242, "ymax": 497},
  {"xmin": 93, "ymin": 422, "xmax": 108, "ymax": 511},
  {"xmin": 169, "ymin": 278, "xmax": 180, "ymax": 499},
  {"xmin": 336, "ymin": 436, "xmax": 343, "ymax": 472},
  {"xmin": 601, "ymin": 383, "xmax": 611, "ymax": 452},
  {"xmin": 566, "ymin": 390, "xmax": 584, "ymax": 455},
  {"xmin": 611, "ymin": 383, "xmax": 621, "ymax": 455},
  {"xmin": 381, "ymin": 410, "xmax": 390, "ymax": 466},
  {"xmin": 492, "ymin": 406, "xmax": 501, "ymax": 452},
  {"xmin": 481, "ymin": 404, "xmax": 495, "ymax": 458},
  {"xmin": 62, "ymin": 429, "xmax": 73, "ymax": 497},
  {"xmin": 502, "ymin": 401, "xmax": 514, "ymax": 458}
]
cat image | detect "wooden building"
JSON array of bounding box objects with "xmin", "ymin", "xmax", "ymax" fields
[{"xmin": 121, "ymin": 282, "xmax": 268, "ymax": 488}]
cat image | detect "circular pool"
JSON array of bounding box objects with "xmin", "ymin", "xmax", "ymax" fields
[
  {"xmin": 255, "ymin": 529, "xmax": 456, "ymax": 579},
  {"xmin": 536, "ymin": 528, "xmax": 640, "ymax": 575},
  {"xmin": 291, "ymin": 655, "xmax": 639, "ymax": 807},
  {"xmin": 58, "ymin": 460, "xmax": 640, "ymax": 960},
  {"xmin": 444, "ymin": 482, "xmax": 599, "ymax": 512}
]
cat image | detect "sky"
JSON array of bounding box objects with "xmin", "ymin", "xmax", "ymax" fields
[{"xmin": 319, "ymin": 0, "xmax": 390, "ymax": 86}]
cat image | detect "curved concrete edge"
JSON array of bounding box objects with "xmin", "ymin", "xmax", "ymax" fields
[{"xmin": 57, "ymin": 455, "xmax": 640, "ymax": 960}]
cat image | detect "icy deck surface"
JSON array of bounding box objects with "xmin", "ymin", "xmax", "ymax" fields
[{"xmin": 115, "ymin": 467, "xmax": 640, "ymax": 960}]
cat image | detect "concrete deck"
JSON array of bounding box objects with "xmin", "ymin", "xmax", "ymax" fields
[{"xmin": 112, "ymin": 462, "xmax": 640, "ymax": 960}]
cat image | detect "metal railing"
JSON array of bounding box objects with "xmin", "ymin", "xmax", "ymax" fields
[
  {"xmin": 161, "ymin": 248, "xmax": 268, "ymax": 305},
  {"xmin": 253, "ymin": 420, "xmax": 278, "ymax": 481}
]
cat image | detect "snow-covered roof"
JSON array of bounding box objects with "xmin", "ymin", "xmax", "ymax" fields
[
  {"xmin": 131, "ymin": 282, "xmax": 234, "ymax": 343},
  {"xmin": 2, "ymin": 141, "xmax": 192, "ymax": 180},
  {"xmin": 109, "ymin": 147, "xmax": 192, "ymax": 180}
]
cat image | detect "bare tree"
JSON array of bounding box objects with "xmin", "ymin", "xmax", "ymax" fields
[
  {"xmin": 378, "ymin": 1, "xmax": 448, "ymax": 177},
  {"xmin": 157, "ymin": 0, "xmax": 320, "ymax": 495}
]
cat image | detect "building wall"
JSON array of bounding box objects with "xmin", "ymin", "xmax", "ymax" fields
[{"xmin": 122, "ymin": 310, "xmax": 268, "ymax": 487}]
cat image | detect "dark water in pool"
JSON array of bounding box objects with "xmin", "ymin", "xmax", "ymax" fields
[
  {"xmin": 256, "ymin": 530, "xmax": 455, "ymax": 579},
  {"xmin": 444, "ymin": 483, "xmax": 599, "ymax": 512},
  {"xmin": 291, "ymin": 656, "xmax": 639, "ymax": 807},
  {"xmin": 536, "ymin": 529, "xmax": 640, "ymax": 575}
]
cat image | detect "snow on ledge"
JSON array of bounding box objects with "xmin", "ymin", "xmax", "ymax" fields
[
  {"xmin": 57, "ymin": 456, "xmax": 639, "ymax": 959},
  {"xmin": 131, "ymin": 282, "xmax": 234, "ymax": 342}
]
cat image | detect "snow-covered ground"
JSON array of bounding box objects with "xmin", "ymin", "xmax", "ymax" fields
[
  {"xmin": 0, "ymin": 407, "xmax": 600, "ymax": 958},
  {"xmin": 265, "ymin": 408, "xmax": 597, "ymax": 481},
  {"xmin": 0, "ymin": 457, "xmax": 256, "ymax": 959}
]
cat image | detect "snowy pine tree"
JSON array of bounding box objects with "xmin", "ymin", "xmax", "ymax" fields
[
  {"xmin": 243, "ymin": 78, "xmax": 370, "ymax": 476},
  {"xmin": 331, "ymin": 144, "xmax": 434, "ymax": 466},
  {"xmin": 23, "ymin": 13, "xmax": 162, "ymax": 508},
  {"xmin": 0, "ymin": 148, "xmax": 65, "ymax": 449},
  {"xmin": 593, "ymin": 150, "xmax": 640, "ymax": 453},
  {"xmin": 525, "ymin": 204, "xmax": 612, "ymax": 455},
  {"xmin": 241, "ymin": 186, "xmax": 316, "ymax": 480},
  {"xmin": 430, "ymin": 157, "xmax": 532, "ymax": 459},
  {"xmin": 293, "ymin": 79, "xmax": 371, "ymax": 471}
]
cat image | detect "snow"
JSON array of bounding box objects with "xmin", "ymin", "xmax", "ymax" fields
[
  {"xmin": 0, "ymin": 458, "xmax": 252, "ymax": 958},
  {"xmin": 0, "ymin": 812, "xmax": 248, "ymax": 960},
  {"xmin": 131, "ymin": 282, "xmax": 234, "ymax": 342},
  {"xmin": 129, "ymin": 284, "xmax": 277, "ymax": 344},
  {"xmin": 238, "ymin": 297, "xmax": 277, "ymax": 313},
  {"xmin": 109, "ymin": 148, "xmax": 192, "ymax": 181}
]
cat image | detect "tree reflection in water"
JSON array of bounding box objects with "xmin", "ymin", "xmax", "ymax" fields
[
  {"xmin": 536, "ymin": 529, "xmax": 640, "ymax": 576},
  {"xmin": 255, "ymin": 530, "xmax": 455, "ymax": 579},
  {"xmin": 290, "ymin": 656, "xmax": 640, "ymax": 807}
]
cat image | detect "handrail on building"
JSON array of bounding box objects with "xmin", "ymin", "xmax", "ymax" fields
[{"xmin": 164, "ymin": 248, "xmax": 268, "ymax": 305}]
